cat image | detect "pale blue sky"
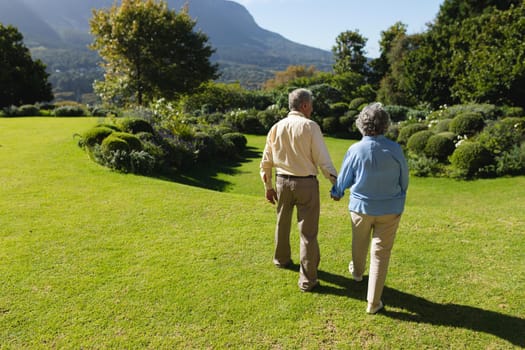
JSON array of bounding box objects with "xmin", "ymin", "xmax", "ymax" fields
[{"xmin": 230, "ymin": 0, "xmax": 444, "ymax": 58}]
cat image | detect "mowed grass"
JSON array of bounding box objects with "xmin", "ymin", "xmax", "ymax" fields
[{"xmin": 0, "ymin": 117, "xmax": 524, "ymax": 349}]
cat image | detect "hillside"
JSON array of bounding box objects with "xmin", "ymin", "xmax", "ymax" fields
[{"xmin": 0, "ymin": 0, "xmax": 334, "ymax": 96}]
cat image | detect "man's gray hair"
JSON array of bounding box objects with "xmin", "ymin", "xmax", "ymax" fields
[
  {"xmin": 355, "ymin": 102, "xmax": 391, "ymax": 136},
  {"xmin": 288, "ymin": 88, "xmax": 313, "ymax": 111}
]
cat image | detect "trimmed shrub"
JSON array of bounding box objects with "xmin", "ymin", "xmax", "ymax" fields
[
  {"xmin": 407, "ymin": 130, "xmax": 434, "ymax": 155},
  {"xmin": 443, "ymin": 104, "xmax": 501, "ymax": 120},
  {"xmin": 101, "ymin": 135, "xmax": 130, "ymax": 155},
  {"xmin": 432, "ymin": 118, "xmax": 452, "ymax": 133},
  {"xmin": 95, "ymin": 123, "xmax": 121, "ymax": 132},
  {"xmin": 118, "ymin": 118, "xmax": 154, "ymax": 134},
  {"xmin": 111, "ymin": 132, "xmax": 143, "ymax": 151},
  {"xmin": 129, "ymin": 150, "xmax": 156, "ymax": 175},
  {"xmin": 81, "ymin": 126, "xmax": 114, "ymax": 148},
  {"xmin": 424, "ymin": 134, "xmax": 455, "ymax": 162},
  {"xmin": 223, "ymin": 132, "xmax": 247, "ymax": 153},
  {"xmin": 348, "ymin": 97, "xmax": 367, "ymax": 111},
  {"xmin": 89, "ymin": 106, "xmax": 118, "ymax": 117},
  {"xmin": 322, "ymin": 117, "xmax": 339, "ymax": 134},
  {"xmin": 54, "ymin": 105, "xmax": 86, "ymax": 117},
  {"xmin": 193, "ymin": 132, "xmax": 217, "ymax": 161},
  {"xmin": 406, "ymin": 109, "xmax": 429, "ymax": 121},
  {"xmin": 397, "ymin": 123, "xmax": 428, "ymax": 145},
  {"xmin": 450, "ymin": 142, "xmax": 494, "ymax": 179},
  {"xmin": 384, "ymin": 105, "xmax": 410, "ymax": 122},
  {"xmin": 329, "ymin": 102, "xmax": 348, "ymax": 117},
  {"xmin": 500, "ymin": 106, "xmax": 524, "ymax": 118},
  {"xmin": 437, "ymin": 131, "xmax": 457, "ymax": 140},
  {"xmin": 476, "ymin": 118, "xmax": 524, "ymax": 155},
  {"xmin": 408, "ymin": 155, "xmax": 443, "ymax": 177},
  {"xmin": 17, "ymin": 105, "xmax": 40, "ymax": 116},
  {"xmin": 449, "ymin": 112, "xmax": 485, "ymax": 137},
  {"xmin": 240, "ymin": 114, "xmax": 265, "ymax": 135},
  {"xmin": 385, "ymin": 124, "xmax": 400, "ymax": 141},
  {"xmin": 257, "ymin": 109, "xmax": 284, "ymax": 131}
]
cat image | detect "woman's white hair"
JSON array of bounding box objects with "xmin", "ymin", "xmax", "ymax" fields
[{"xmin": 355, "ymin": 102, "xmax": 391, "ymax": 136}]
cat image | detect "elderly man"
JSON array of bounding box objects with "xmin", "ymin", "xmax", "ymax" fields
[{"xmin": 260, "ymin": 88, "xmax": 337, "ymax": 292}]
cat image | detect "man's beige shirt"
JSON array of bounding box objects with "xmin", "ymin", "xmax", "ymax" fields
[{"xmin": 260, "ymin": 111, "xmax": 337, "ymax": 190}]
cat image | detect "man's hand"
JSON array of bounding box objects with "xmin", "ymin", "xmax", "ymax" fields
[{"xmin": 265, "ymin": 188, "xmax": 278, "ymax": 204}]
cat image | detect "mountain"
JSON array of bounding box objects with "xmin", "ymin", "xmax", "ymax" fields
[{"xmin": 0, "ymin": 0, "xmax": 334, "ymax": 92}]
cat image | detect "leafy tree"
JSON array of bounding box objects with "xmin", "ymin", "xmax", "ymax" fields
[
  {"xmin": 369, "ymin": 22, "xmax": 407, "ymax": 87},
  {"xmin": 448, "ymin": 4, "xmax": 525, "ymax": 106},
  {"xmin": 436, "ymin": 0, "xmax": 522, "ymax": 25},
  {"xmin": 90, "ymin": 0, "xmax": 218, "ymax": 106},
  {"xmin": 263, "ymin": 65, "xmax": 317, "ymax": 90},
  {"xmin": 0, "ymin": 23, "xmax": 53, "ymax": 108},
  {"xmin": 394, "ymin": 0, "xmax": 525, "ymax": 108},
  {"xmin": 332, "ymin": 30, "xmax": 368, "ymax": 75}
]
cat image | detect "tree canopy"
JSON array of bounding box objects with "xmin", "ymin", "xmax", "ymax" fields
[
  {"xmin": 0, "ymin": 23, "xmax": 53, "ymax": 108},
  {"xmin": 89, "ymin": 0, "xmax": 218, "ymax": 106},
  {"xmin": 377, "ymin": 0, "xmax": 525, "ymax": 108},
  {"xmin": 332, "ymin": 30, "xmax": 368, "ymax": 76}
]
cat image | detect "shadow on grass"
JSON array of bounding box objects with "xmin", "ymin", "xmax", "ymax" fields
[
  {"xmin": 289, "ymin": 266, "xmax": 524, "ymax": 347},
  {"xmin": 157, "ymin": 146, "xmax": 261, "ymax": 192}
]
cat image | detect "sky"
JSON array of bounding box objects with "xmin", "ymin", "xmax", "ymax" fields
[{"xmin": 230, "ymin": 0, "xmax": 444, "ymax": 58}]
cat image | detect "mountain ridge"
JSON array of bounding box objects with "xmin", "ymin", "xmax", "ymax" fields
[{"xmin": 0, "ymin": 0, "xmax": 333, "ymax": 72}]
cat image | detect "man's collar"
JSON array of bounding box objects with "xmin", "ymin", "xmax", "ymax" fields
[{"xmin": 289, "ymin": 110, "xmax": 306, "ymax": 118}]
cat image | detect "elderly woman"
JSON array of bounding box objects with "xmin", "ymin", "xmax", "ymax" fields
[{"xmin": 331, "ymin": 102, "xmax": 409, "ymax": 314}]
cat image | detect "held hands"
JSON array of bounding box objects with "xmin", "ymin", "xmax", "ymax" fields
[
  {"xmin": 330, "ymin": 193, "xmax": 341, "ymax": 201},
  {"xmin": 265, "ymin": 188, "xmax": 278, "ymax": 204}
]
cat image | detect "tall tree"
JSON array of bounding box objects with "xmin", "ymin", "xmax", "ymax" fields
[
  {"xmin": 90, "ymin": 0, "xmax": 218, "ymax": 106},
  {"xmin": 369, "ymin": 22, "xmax": 407, "ymax": 87},
  {"xmin": 436, "ymin": 0, "xmax": 522, "ymax": 25},
  {"xmin": 332, "ymin": 30, "xmax": 368, "ymax": 75},
  {"xmin": 0, "ymin": 23, "xmax": 53, "ymax": 108}
]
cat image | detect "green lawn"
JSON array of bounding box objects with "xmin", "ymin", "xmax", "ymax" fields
[{"xmin": 1, "ymin": 117, "xmax": 524, "ymax": 349}]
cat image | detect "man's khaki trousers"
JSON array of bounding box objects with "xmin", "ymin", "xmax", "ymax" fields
[{"xmin": 274, "ymin": 176, "xmax": 320, "ymax": 291}]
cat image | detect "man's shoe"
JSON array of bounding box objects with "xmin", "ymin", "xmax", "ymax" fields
[
  {"xmin": 348, "ymin": 261, "xmax": 363, "ymax": 282},
  {"xmin": 366, "ymin": 301, "xmax": 384, "ymax": 314},
  {"xmin": 300, "ymin": 280, "xmax": 320, "ymax": 292},
  {"xmin": 275, "ymin": 260, "xmax": 293, "ymax": 269}
]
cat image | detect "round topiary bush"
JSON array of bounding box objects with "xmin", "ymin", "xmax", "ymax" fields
[
  {"xmin": 53, "ymin": 105, "xmax": 86, "ymax": 117},
  {"xmin": 407, "ymin": 130, "xmax": 434, "ymax": 155},
  {"xmin": 118, "ymin": 118, "xmax": 154, "ymax": 134},
  {"xmin": 424, "ymin": 134, "xmax": 456, "ymax": 162},
  {"xmin": 432, "ymin": 118, "xmax": 452, "ymax": 133},
  {"xmin": 450, "ymin": 142, "xmax": 494, "ymax": 179},
  {"xmin": 222, "ymin": 132, "xmax": 247, "ymax": 153},
  {"xmin": 111, "ymin": 132, "xmax": 143, "ymax": 151},
  {"xmin": 193, "ymin": 132, "xmax": 217, "ymax": 161},
  {"xmin": 322, "ymin": 117, "xmax": 339, "ymax": 134},
  {"xmin": 397, "ymin": 123, "xmax": 428, "ymax": 145},
  {"xmin": 17, "ymin": 105, "xmax": 40, "ymax": 116},
  {"xmin": 81, "ymin": 126, "xmax": 115, "ymax": 148},
  {"xmin": 449, "ymin": 112, "xmax": 485, "ymax": 137},
  {"xmin": 101, "ymin": 134, "xmax": 130, "ymax": 155},
  {"xmin": 329, "ymin": 102, "xmax": 349, "ymax": 117},
  {"xmin": 437, "ymin": 131, "xmax": 457, "ymax": 140},
  {"xmin": 348, "ymin": 97, "xmax": 367, "ymax": 111},
  {"xmin": 384, "ymin": 105, "xmax": 410, "ymax": 122}
]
